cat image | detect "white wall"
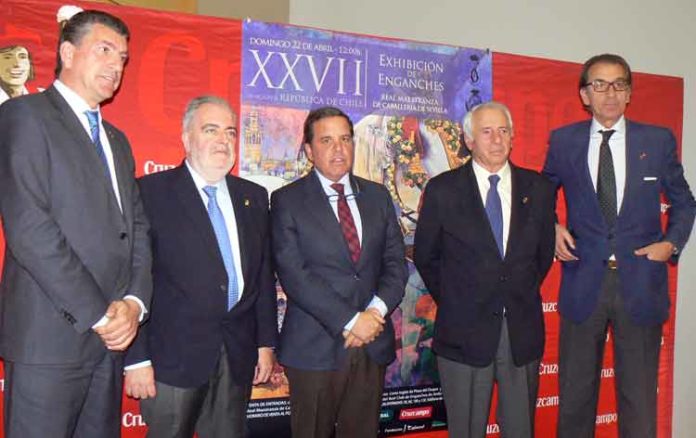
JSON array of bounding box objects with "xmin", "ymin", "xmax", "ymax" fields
[
  {"xmin": 198, "ymin": 0, "xmax": 289, "ymax": 22},
  {"xmin": 288, "ymin": 0, "xmax": 696, "ymax": 435}
]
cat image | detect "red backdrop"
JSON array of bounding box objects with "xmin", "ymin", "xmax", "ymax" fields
[{"xmin": 0, "ymin": 1, "xmax": 683, "ymax": 437}]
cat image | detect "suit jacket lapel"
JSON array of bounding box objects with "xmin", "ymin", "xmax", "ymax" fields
[
  {"xmin": 618, "ymin": 119, "xmax": 639, "ymax": 221},
  {"xmin": 227, "ymin": 176, "xmax": 253, "ymax": 287},
  {"xmin": 506, "ymin": 164, "xmax": 532, "ymax": 260},
  {"xmin": 353, "ymin": 176, "xmax": 376, "ymax": 268},
  {"xmin": 104, "ymin": 124, "xmax": 131, "ymax": 225},
  {"xmin": 172, "ymin": 164, "xmax": 221, "ymax": 264},
  {"xmin": 570, "ymin": 121, "xmax": 596, "ymax": 197}
]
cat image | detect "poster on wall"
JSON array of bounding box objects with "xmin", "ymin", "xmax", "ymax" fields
[{"xmin": 239, "ymin": 20, "xmax": 492, "ymax": 436}]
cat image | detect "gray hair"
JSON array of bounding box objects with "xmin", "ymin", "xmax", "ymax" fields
[
  {"xmin": 462, "ymin": 101, "xmax": 514, "ymax": 139},
  {"xmin": 182, "ymin": 95, "xmax": 235, "ymax": 132}
]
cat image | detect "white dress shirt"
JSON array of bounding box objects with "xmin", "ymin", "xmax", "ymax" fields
[
  {"xmin": 314, "ymin": 170, "xmax": 387, "ymax": 330},
  {"xmin": 471, "ymin": 159, "xmax": 512, "ymax": 256},
  {"xmin": 588, "ymin": 116, "xmax": 627, "ymax": 213}
]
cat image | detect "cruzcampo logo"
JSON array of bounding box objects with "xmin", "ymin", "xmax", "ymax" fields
[{"xmin": 380, "ymin": 410, "xmax": 394, "ymax": 421}]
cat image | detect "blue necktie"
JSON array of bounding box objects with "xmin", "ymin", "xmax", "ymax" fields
[
  {"xmin": 485, "ymin": 174, "xmax": 504, "ymax": 257},
  {"xmin": 84, "ymin": 110, "xmax": 111, "ymax": 179},
  {"xmin": 203, "ymin": 186, "xmax": 239, "ymax": 310}
]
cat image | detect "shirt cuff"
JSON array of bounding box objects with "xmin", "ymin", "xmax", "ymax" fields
[
  {"xmin": 92, "ymin": 314, "xmax": 109, "ymax": 329},
  {"xmin": 344, "ymin": 312, "xmax": 360, "ymax": 331},
  {"xmin": 124, "ymin": 295, "xmax": 147, "ymax": 322},
  {"xmin": 367, "ymin": 295, "xmax": 387, "ymax": 317},
  {"xmin": 124, "ymin": 360, "xmax": 152, "ymax": 371}
]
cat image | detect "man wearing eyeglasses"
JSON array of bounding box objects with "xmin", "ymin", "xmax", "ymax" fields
[
  {"xmin": 543, "ymin": 54, "xmax": 696, "ymax": 438},
  {"xmin": 271, "ymin": 106, "xmax": 407, "ymax": 437}
]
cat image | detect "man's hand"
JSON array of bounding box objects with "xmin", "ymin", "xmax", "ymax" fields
[
  {"xmin": 94, "ymin": 299, "xmax": 141, "ymax": 351},
  {"xmin": 634, "ymin": 241, "xmax": 674, "ymax": 263},
  {"xmin": 344, "ymin": 310, "xmax": 384, "ymax": 348},
  {"xmin": 253, "ymin": 347, "xmax": 275, "ymax": 385},
  {"xmin": 555, "ymin": 223, "xmax": 578, "ymax": 261},
  {"xmin": 124, "ymin": 366, "xmax": 156, "ymax": 399},
  {"xmin": 343, "ymin": 330, "xmax": 364, "ymax": 348}
]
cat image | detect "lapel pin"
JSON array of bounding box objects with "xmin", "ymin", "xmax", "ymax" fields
[
  {"xmin": 244, "ymin": 199, "xmax": 250, "ymax": 207},
  {"xmin": 640, "ymin": 152, "xmax": 647, "ymax": 160},
  {"xmin": 522, "ymin": 196, "xmax": 529, "ymax": 204}
]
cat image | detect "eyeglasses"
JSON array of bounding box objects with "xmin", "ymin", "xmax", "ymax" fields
[{"xmin": 584, "ymin": 79, "xmax": 630, "ymax": 93}]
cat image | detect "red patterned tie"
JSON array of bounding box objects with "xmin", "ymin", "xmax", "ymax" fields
[{"xmin": 331, "ymin": 183, "xmax": 361, "ymax": 264}]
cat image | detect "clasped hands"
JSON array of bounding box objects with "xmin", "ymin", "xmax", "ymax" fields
[
  {"xmin": 342, "ymin": 307, "xmax": 385, "ymax": 349},
  {"xmin": 555, "ymin": 223, "xmax": 674, "ymax": 263},
  {"xmin": 93, "ymin": 299, "xmax": 141, "ymax": 351}
]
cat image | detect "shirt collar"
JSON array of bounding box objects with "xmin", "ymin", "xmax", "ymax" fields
[
  {"xmin": 590, "ymin": 115, "xmax": 626, "ymax": 138},
  {"xmin": 53, "ymin": 79, "xmax": 100, "ymax": 120},
  {"xmin": 471, "ymin": 158, "xmax": 511, "ymax": 184},
  {"xmin": 314, "ymin": 169, "xmax": 353, "ymax": 196},
  {"xmin": 185, "ymin": 160, "xmax": 229, "ymax": 195}
]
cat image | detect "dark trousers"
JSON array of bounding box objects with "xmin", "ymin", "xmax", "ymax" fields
[
  {"xmin": 557, "ymin": 269, "xmax": 662, "ymax": 438},
  {"xmin": 437, "ymin": 318, "xmax": 539, "ymax": 438},
  {"xmin": 3, "ymin": 352, "xmax": 123, "ymax": 438},
  {"xmin": 285, "ymin": 347, "xmax": 386, "ymax": 438},
  {"xmin": 140, "ymin": 347, "xmax": 251, "ymax": 438}
]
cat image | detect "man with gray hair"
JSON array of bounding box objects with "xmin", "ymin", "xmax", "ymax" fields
[
  {"xmin": 124, "ymin": 95, "xmax": 277, "ymax": 437},
  {"xmin": 414, "ymin": 101, "xmax": 555, "ymax": 437}
]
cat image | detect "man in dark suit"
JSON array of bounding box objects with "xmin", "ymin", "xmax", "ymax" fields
[
  {"xmin": 271, "ymin": 106, "xmax": 407, "ymax": 438},
  {"xmin": 543, "ymin": 54, "xmax": 696, "ymax": 438},
  {"xmin": 414, "ymin": 101, "xmax": 556, "ymax": 438},
  {"xmin": 0, "ymin": 11, "xmax": 152, "ymax": 438},
  {"xmin": 123, "ymin": 96, "xmax": 277, "ymax": 437}
]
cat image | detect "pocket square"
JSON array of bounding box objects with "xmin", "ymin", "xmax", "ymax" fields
[{"xmin": 643, "ymin": 176, "xmax": 658, "ymax": 181}]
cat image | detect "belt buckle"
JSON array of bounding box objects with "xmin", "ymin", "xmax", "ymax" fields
[{"xmin": 607, "ymin": 259, "xmax": 618, "ymax": 270}]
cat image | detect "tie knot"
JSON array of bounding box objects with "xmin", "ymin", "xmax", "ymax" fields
[
  {"xmin": 85, "ymin": 110, "xmax": 99, "ymax": 128},
  {"xmin": 488, "ymin": 174, "xmax": 500, "ymax": 187},
  {"xmin": 331, "ymin": 183, "xmax": 345, "ymax": 196},
  {"xmin": 600, "ymin": 129, "xmax": 615, "ymax": 142},
  {"xmin": 203, "ymin": 185, "xmax": 218, "ymax": 199}
]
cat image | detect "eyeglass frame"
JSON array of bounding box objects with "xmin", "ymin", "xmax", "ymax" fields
[{"xmin": 583, "ymin": 78, "xmax": 631, "ymax": 93}]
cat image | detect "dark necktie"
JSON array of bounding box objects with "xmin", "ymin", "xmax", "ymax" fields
[
  {"xmin": 203, "ymin": 186, "xmax": 239, "ymax": 310},
  {"xmin": 84, "ymin": 110, "xmax": 111, "ymax": 179},
  {"xmin": 485, "ymin": 174, "xmax": 504, "ymax": 258},
  {"xmin": 331, "ymin": 183, "xmax": 361, "ymax": 264},
  {"xmin": 596, "ymin": 129, "xmax": 617, "ymax": 229}
]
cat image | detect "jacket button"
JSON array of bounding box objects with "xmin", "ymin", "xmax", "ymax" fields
[
  {"xmin": 353, "ymin": 274, "xmax": 360, "ymax": 280},
  {"xmin": 119, "ymin": 232, "xmax": 127, "ymax": 240},
  {"xmin": 220, "ymin": 285, "xmax": 227, "ymax": 291}
]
